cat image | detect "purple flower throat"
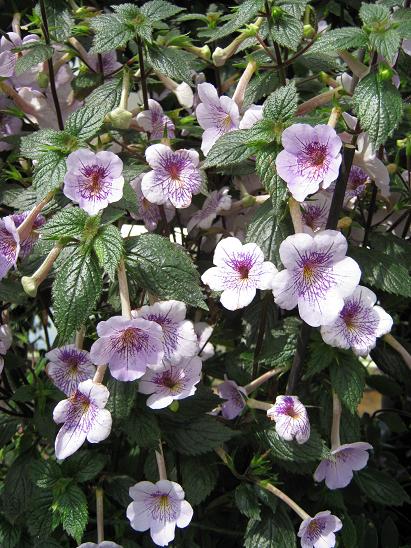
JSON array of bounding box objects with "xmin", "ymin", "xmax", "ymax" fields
[{"xmin": 80, "ymin": 164, "xmax": 110, "ymax": 198}]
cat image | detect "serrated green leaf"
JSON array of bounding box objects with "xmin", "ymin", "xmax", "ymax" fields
[
  {"xmin": 269, "ymin": 12, "xmax": 303, "ymax": 50},
  {"xmin": 42, "ymin": 207, "xmax": 88, "ymax": 240},
  {"xmin": 55, "ymin": 483, "xmax": 88, "ymax": 542},
  {"xmin": 53, "ymin": 246, "xmax": 103, "ymax": 342},
  {"xmin": 369, "ymin": 27, "xmax": 401, "ymax": 61},
  {"xmin": 93, "ymin": 224, "xmax": 123, "ymax": 280},
  {"xmin": 203, "ymin": 130, "xmax": 254, "ymax": 169},
  {"xmin": 20, "ymin": 129, "xmax": 64, "ymax": 160},
  {"xmin": 352, "ymin": 72, "xmax": 403, "ymax": 147},
  {"xmin": 84, "ymin": 78, "xmax": 123, "ymax": 110},
  {"xmin": 125, "ymin": 233, "xmax": 207, "ymax": 309},
  {"xmin": 260, "ymin": 427, "xmax": 328, "ymax": 462},
  {"xmin": 65, "ymin": 104, "xmax": 106, "ymax": 140},
  {"xmin": 90, "ymin": 13, "xmax": 135, "ymax": 54},
  {"xmin": 26, "ymin": 491, "xmax": 55, "ymax": 539},
  {"xmin": 245, "ymin": 199, "xmax": 292, "ymax": 265},
  {"xmin": 127, "ymin": 408, "xmax": 161, "ymax": 447},
  {"xmin": 255, "ymin": 147, "xmax": 288, "ymax": 213},
  {"xmin": 305, "ymin": 341, "xmax": 337, "ymax": 378},
  {"xmin": 112, "ymin": 4, "xmax": 153, "ymax": 42},
  {"xmin": 330, "ymin": 356, "xmax": 365, "ymax": 413},
  {"xmin": 30, "ymin": 459, "xmax": 62, "ymax": 489},
  {"xmin": 106, "ymin": 378, "xmax": 138, "ymax": 419},
  {"xmin": 244, "ymin": 508, "xmax": 297, "ymax": 548},
  {"xmin": 0, "ymin": 516, "xmax": 21, "ymax": 548},
  {"xmin": 235, "ymin": 483, "xmax": 261, "ymax": 520},
  {"xmin": 355, "ymin": 468, "xmax": 410, "ymax": 506},
  {"xmin": 62, "ymin": 451, "xmax": 107, "ymax": 483},
  {"xmin": 310, "ymin": 27, "xmax": 369, "ymax": 53},
  {"xmin": 141, "ymin": 0, "xmax": 185, "ymax": 21},
  {"xmin": 104, "ymin": 475, "xmax": 135, "ymax": 508},
  {"xmin": 263, "ymin": 82, "xmax": 298, "ymax": 122},
  {"xmin": 244, "ymin": 71, "xmax": 280, "ymax": 109},
  {"xmin": 393, "ymin": 8, "xmax": 411, "ymax": 39},
  {"xmin": 32, "ymin": 151, "xmax": 67, "ymax": 199},
  {"xmin": 359, "ymin": 3, "xmax": 390, "ymax": 25},
  {"xmin": 181, "ymin": 456, "xmax": 218, "ymax": 505},
  {"xmin": 3, "ymin": 454, "xmax": 34, "ymax": 522},
  {"xmin": 145, "ymin": 44, "xmax": 193, "ymax": 83},
  {"xmin": 14, "ymin": 43, "xmax": 54, "ymax": 76},
  {"xmin": 207, "ymin": 0, "xmax": 264, "ymax": 42},
  {"xmin": 36, "ymin": 0, "xmax": 74, "ymax": 41}
]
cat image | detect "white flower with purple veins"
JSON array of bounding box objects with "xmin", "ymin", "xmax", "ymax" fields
[
  {"xmin": 276, "ymin": 124, "xmax": 342, "ymax": 202},
  {"xmin": 267, "ymin": 395, "xmax": 310, "ymax": 444},
  {"xmin": 0, "ymin": 216, "xmax": 20, "ymax": 281},
  {"xmin": 141, "ymin": 144, "xmax": 202, "ymax": 209},
  {"xmin": 90, "ymin": 316, "xmax": 164, "ymax": 381},
  {"xmin": 127, "ymin": 479, "xmax": 193, "ymax": 547},
  {"xmin": 63, "ymin": 149, "xmax": 124, "ymax": 215},
  {"xmin": 78, "ymin": 542, "xmax": 123, "ymax": 548},
  {"xmin": 195, "ymin": 82, "xmax": 240, "ymax": 155},
  {"xmin": 0, "ymin": 95, "xmax": 22, "ymax": 151},
  {"xmin": 11, "ymin": 211, "xmax": 45, "ymax": 258},
  {"xmin": 301, "ymin": 192, "xmax": 332, "ymax": 233},
  {"xmin": 129, "ymin": 174, "xmax": 175, "ymax": 231},
  {"xmin": 0, "ymin": 32, "xmax": 39, "ymax": 82},
  {"xmin": 314, "ymin": 442, "xmax": 373, "ymax": 490},
  {"xmin": 0, "ymin": 324, "xmax": 12, "ymax": 374},
  {"xmin": 272, "ymin": 231, "xmax": 361, "ymax": 327},
  {"xmin": 298, "ymin": 511, "xmax": 342, "ymax": 548},
  {"xmin": 194, "ymin": 322, "xmax": 215, "ymax": 361},
  {"xmin": 46, "ymin": 344, "xmax": 96, "ymax": 396},
  {"xmin": 201, "ymin": 237, "xmax": 278, "ymax": 311},
  {"xmin": 139, "ymin": 356, "xmax": 202, "ymax": 409},
  {"xmin": 187, "ymin": 187, "xmax": 232, "ymax": 232},
  {"xmin": 133, "ymin": 300, "xmax": 198, "ymax": 362},
  {"xmin": 239, "ymin": 104, "xmax": 263, "ymax": 129},
  {"xmin": 320, "ymin": 286, "xmax": 393, "ymax": 356},
  {"xmin": 137, "ymin": 99, "xmax": 175, "ymax": 140},
  {"xmin": 218, "ymin": 379, "xmax": 247, "ymax": 420},
  {"xmin": 53, "ymin": 379, "xmax": 112, "ymax": 460}
]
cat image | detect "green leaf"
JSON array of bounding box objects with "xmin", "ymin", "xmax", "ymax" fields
[
  {"xmin": 260, "ymin": 427, "xmax": 328, "ymax": 462},
  {"xmin": 20, "ymin": 129, "xmax": 65, "ymax": 160},
  {"xmin": 55, "ymin": 483, "xmax": 88, "ymax": 542},
  {"xmin": 310, "ymin": 27, "xmax": 369, "ymax": 53},
  {"xmin": 113, "ymin": 4, "xmax": 153, "ymax": 42},
  {"xmin": 14, "ymin": 43, "xmax": 54, "ymax": 75},
  {"xmin": 26, "ymin": 491, "xmax": 55, "ymax": 538},
  {"xmin": 63, "ymin": 451, "xmax": 107, "ymax": 483},
  {"xmin": 207, "ymin": 0, "xmax": 264, "ymax": 41},
  {"xmin": 181, "ymin": 456, "xmax": 218, "ymax": 505},
  {"xmin": 263, "ymin": 82, "xmax": 298, "ymax": 123},
  {"xmin": 244, "ymin": 508, "xmax": 297, "ymax": 548},
  {"xmin": 84, "ymin": 78, "xmax": 123, "ymax": 111},
  {"xmin": 203, "ymin": 130, "xmax": 254, "ymax": 169},
  {"xmin": 65, "ymin": 104, "xmax": 106, "ymax": 140},
  {"xmin": 106, "ymin": 378, "xmax": 138, "ymax": 419},
  {"xmin": 235, "ymin": 483, "xmax": 261, "ymax": 520},
  {"xmin": 37, "ymin": 0, "xmax": 74, "ymax": 41},
  {"xmin": 352, "ymin": 71, "xmax": 403, "ymax": 148},
  {"xmin": 359, "ymin": 3, "xmax": 390, "ymax": 25},
  {"xmin": 104, "ymin": 475, "xmax": 135, "ymax": 507},
  {"xmin": 355, "ymin": 468, "xmax": 410, "ymax": 506},
  {"xmin": 381, "ymin": 516, "xmax": 399, "ymax": 548},
  {"xmin": 163, "ymin": 415, "xmax": 237, "ymax": 455},
  {"xmin": 369, "ymin": 27, "xmax": 401, "ymax": 61},
  {"xmin": 93, "ymin": 224, "xmax": 124, "ymax": 280},
  {"xmin": 244, "ymin": 71, "xmax": 280, "ymax": 109},
  {"xmin": 305, "ymin": 341, "xmax": 337, "ymax": 378},
  {"xmin": 145, "ymin": 45, "xmax": 193, "ymax": 83},
  {"xmin": 125, "ymin": 233, "xmax": 207, "ymax": 309},
  {"xmin": 0, "ymin": 516, "xmax": 21, "ymax": 548},
  {"xmin": 3, "ymin": 454, "xmax": 34, "ymax": 522},
  {"xmin": 32, "ymin": 151, "xmax": 67, "ymax": 199},
  {"xmin": 255, "ymin": 146, "xmax": 288, "ymax": 213},
  {"xmin": 393, "ymin": 8, "xmax": 411, "ymax": 39},
  {"xmin": 245, "ymin": 199, "xmax": 292, "ymax": 265},
  {"xmin": 53, "ymin": 246, "xmax": 103, "ymax": 342},
  {"xmin": 30, "ymin": 459, "xmax": 62, "ymax": 489},
  {"xmin": 269, "ymin": 12, "xmax": 303, "ymax": 51},
  {"xmin": 330, "ymin": 355, "xmax": 365, "ymax": 413},
  {"xmin": 90, "ymin": 13, "xmax": 135, "ymax": 54},
  {"xmin": 141, "ymin": 0, "xmax": 185, "ymax": 21},
  {"xmin": 42, "ymin": 207, "xmax": 88, "ymax": 240},
  {"xmin": 127, "ymin": 409, "xmax": 161, "ymax": 447},
  {"xmin": 349, "ymin": 246, "xmax": 411, "ymax": 297}
]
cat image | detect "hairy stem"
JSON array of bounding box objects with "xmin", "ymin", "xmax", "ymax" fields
[
  {"xmin": 137, "ymin": 37, "xmax": 149, "ymax": 111},
  {"xmin": 96, "ymin": 487, "xmax": 104, "ymax": 543},
  {"xmin": 330, "ymin": 390, "xmax": 342, "ymax": 450}
]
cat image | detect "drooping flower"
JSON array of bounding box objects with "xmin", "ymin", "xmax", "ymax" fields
[
  {"xmin": 0, "ymin": 324, "xmax": 12, "ymax": 374},
  {"xmin": 217, "ymin": 378, "xmax": 247, "ymax": 420},
  {"xmin": 267, "ymin": 395, "xmax": 310, "ymax": 444},
  {"xmin": 320, "ymin": 286, "xmax": 393, "ymax": 356},
  {"xmin": 298, "ymin": 511, "xmax": 342, "ymax": 548},
  {"xmin": 141, "ymin": 144, "xmax": 202, "ymax": 209},
  {"xmin": 201, "ymin": 237, "xmax": 278, "ymax": 311},
  {"xmin": 187, "ymin": 187, "xmax": 232, "ymax": 232},
  {"xmin": 129, "ymin": 174, "xmax": 175, "ymax": 231},
  {"xmin": 139, "ymin": 356, "xmax": 202, "ymax": 409},
  {"xmin": 275, "ymin": 123, "xmax": 342, "ymax": 202},
  {"xmin": 11, "ymin": 211, "xmax": 45, "ymax": 258},
  {"xmin": 46, "ymin": 344, "xmax": 96, "ymax": 396},
  {"xmin": 194, "ymin": 322, "xmax": 215, "ymax": 361},
  {"xmin": 0, "ymin": 95, "xmax": 22, "ymax": 151},
  {"xmin": 0, "ymin": 216, "xmax": 20, "ymax": 280},
  {"xmin": 136, "ymin": 99, "xmax": 175, "ymax": 140},
  {"xmin": 127, "ymin": 479, "xmax": 193, "ymax": 547},
  {"xmin": 271, "ymin": 231, "xmax": 361, "ymax": 327},
  {"xmin": 132, "ymin": 300, "xmax": 198, "ymax": 362},
  {"xmin": 63, "ymin": 149, "xmax": 124, "ymax": 215},
  {"xmin": 90, "ymin": 316, "xmax": 164, "ymax": 381},
  {"xmin": 301, "ymin": 192, "xmax": 332, "ymax": 233},
  {"xmin": 53, "ymin": 379, "xmax": 112, "ymax": 460},
  {"xmin": 195, "ymin": 82, "xmax": 240, "ymax": 155},
  {"xmin": 314, "ymin": 442, "xmax": 373, "ymax": 489}
]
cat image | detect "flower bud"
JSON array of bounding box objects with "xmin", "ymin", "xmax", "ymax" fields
[
  {"xmin": 21, "ymin": 276, "xmax": 38, "ymax": 297},
  {"xmin": 168, "ymin": 400, "xmax": 180, "ymax": 412},
  {"xmin": 337, "ymin": 216, "xmax": 352, "ymax": 230},
  {"xmin": 37, "ymin": 72, "xmax": 49, "ymax": 89},
  {"xmin": 241, "ymin": 194, "xmax": 256, "ymax": 208},
  {"xmin": 303, "ymin": 24, "xmax": 315, "ymax": 38},
  {"xmin": 387, "ymin": 163, "xmax": 397, "ymax": 174},
  {"xmin": 271, "ymin": 6, "xmax": 284, "ymax": 20},
  {"xmin": 378, "ymin": 64, "xmax": 394, "ymax": 81},
  {"xmin": 212, "ymin": 47, "xmax": 226, "ymax": 67},
  {"xmin": 107, "ymin": 106, "xmax": 133, "ymax": 129}
]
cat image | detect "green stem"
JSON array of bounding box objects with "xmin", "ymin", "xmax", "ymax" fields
[{"xmin": 137, "ymin": 37, "xmax": 149, "ymax": 111}]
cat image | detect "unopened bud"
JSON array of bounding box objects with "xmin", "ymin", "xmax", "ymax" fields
[
  {"xmin": 303, "ymin": 24, "xmax": 315, "ymax": 38},
  {"xmin": 37, "ymin": 72, "xmax": 49, "ymax": 89},
  {"xmin": 21, "ymin": 242, "xmax": 64, "ymax": 297},
  {"xmin": 337, "ymin": 216, "xmax": 352, "ymax": 230},
  {"xmin": 241, "ymin": 194, "xmax": 257, "ymax": 208},
  {"xmin": 271, "ymin": 6, "xmax": 284, "ymax": 19},
  {"xmin": 21, "ymin": 276, "xmax": 38, "ymax": 297},
  {"xmin": 387, "ymin": 163, "xmax": 397, "ymax": 174},
  {"xmin": 212, "ymin": 47, "xmax": 226, "ymax": 67},
  {"xmin": 378, "ymin": 64, "xmax": 394, "ymax": 81},
  {"xmin": 168, "ymin": 401, "xmax": 179, "ymax": 412},
  {"xmin": 107, "ymin": 106, "xmax": 133, "ymax": 129},
  {"xmin": 396, "ymin": 138, "xmax": 406, "ymax": 149},
  {"xmin": 185, "ymin": 44, "xmax": 211, "ymax": 60}
]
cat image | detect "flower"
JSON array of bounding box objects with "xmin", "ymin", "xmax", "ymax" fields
[
  {"xmin": 11, "ymin": 211, "xmax": 45, "ymax": 258},
  {"xmin": 0, "ymin": 95, "xmax": 22, "ymax": 151},
  {"xmin": 271, "ymin": 231, "xmax": 361, "ymax": 327},
  {"xmin": 129, "ymin": 174, "xmax": 175, "ymax": 231},
  {"xmin": 201, "ymin": 237, "xmax": 278, "ymax": 311},
  {"xmin": 239, "ymin": 104, "xmax": 263, "ymax": 129},
  {"xmin": 78, "ymin": 542, "xmax": 123, "ymax": 548},
  {"xmin": 141, "ymin": 144, "xmax": 202, "ymax": 209},
  {"xmin": 127, "ymin": 479, "xmax": 193, "ymax": 547},
  {"xmin": 320, "ymin": 286, "xmax": 393, "ymax": 356},
  {"xmin": 218, "ymin": 378, "xmax": 247, "ymax": 420},
  {"xmin": 53, "ymin": 379, "xmax": 112, "ymax": 460},
  {"xmin": 132, "ymin": 300, "xmax": 198, "ymax": 362},
  {"xmin": 267, "ymin": 395, "xmax": 310, "ymax": 444},
  {"xmin": 87, "ymin": 51, "xmax": 122, "ymax": 76},
  {"xmin": 195, "ymin": 83, "xmax": 240, "ymax": 155},
  {"xmin": 345, "ymin": 165, "xmax": 369, "ymax": 202},
  {"xmin": 194, "ymin": 322, "xmax": 215, "ymax": 361},
  {"xmin": 187, "ymin": 187, "xmax": 232, "ymax": 232},
  {"xmin": 301, "ymin": 192, "xmax": 332, "ymax": 233},
  {"xmin": 0, "ymin": 216, "xmax": 20, "ymax": 280},
  {"xmin": 136, "ymin": 99, "xmax": 175, "ymax": 140},
  {"xmin": 90, "ymin": 316, "xmax": 164, "ymax": 381},
  {"xmin": 46, "ymin": 344, "xmax": 96, "ymax": 396},
  {"xmin": 314, "ymin": 442, "xmax": 373, "ymax": 489},
  {"xmin": 298, "ymin": 511, "xmax": 342, "ymax": 548},
  {"xmin": 0, "ymin": 324, "xmax": 12, "ymax": 374},
  {"xmin": 275, "ymin": 124, "xmax": 342, "ymax": 202},
  {"xmin": 63, "ymin": 149, "xmax": 124, "ymax": 215},
  {"xmin": 0, "ymin": 32, "xmax": 39, "ymax": 83},
  {"xmin": 139, "ymin": 356, "xmax": 202, "ymax": 409}
]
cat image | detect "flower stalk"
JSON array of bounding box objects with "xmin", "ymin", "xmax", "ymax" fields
[
  {"xmin": 232, "ymin": 59, "xmax": 257, "ymax": 109},
  {"xmin": 330, "ymin": 390, "xmax": 342, "ymax": 450},
  {"xmin": 96, "ymin": 487, "xmax": 104, "ymax": 543},
  {"xmin": 383, "ymin": 334, "xmax": 411, "ymax": 370},
  {"xmin": 21, "ymin": 241, "xmax": 64, "ymax": 297}
]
